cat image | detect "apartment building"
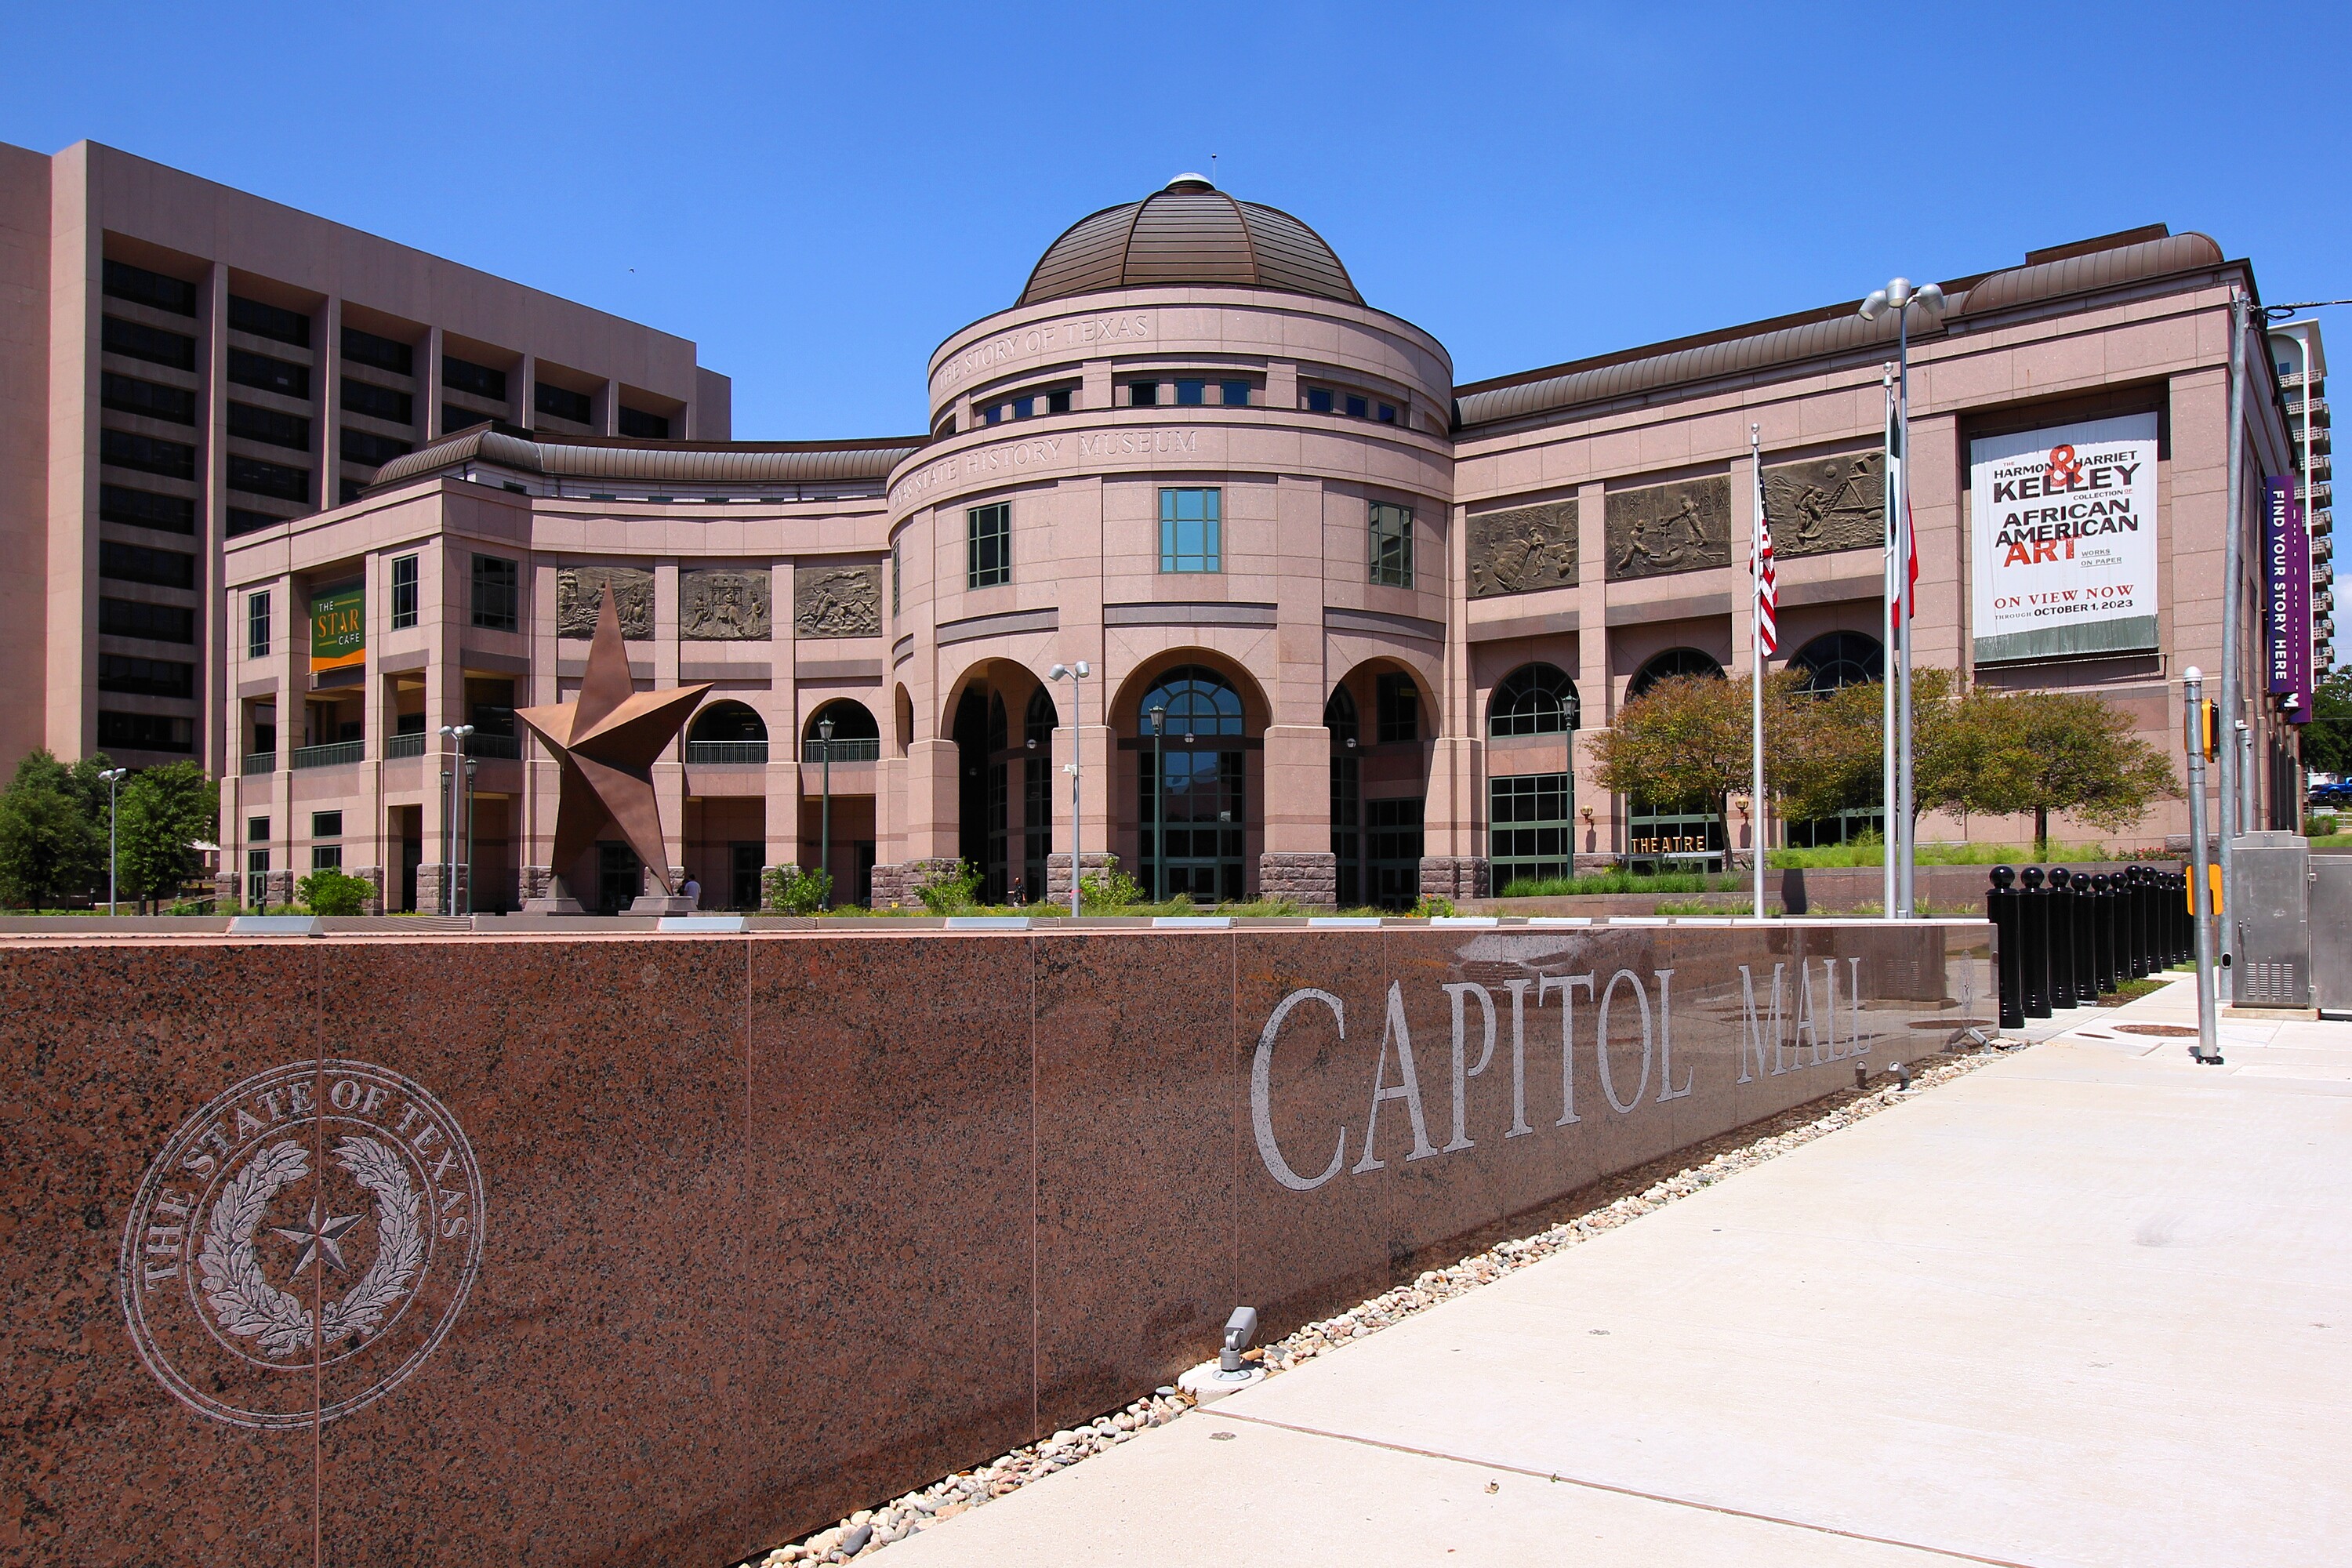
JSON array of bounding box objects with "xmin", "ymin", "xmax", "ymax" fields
[{"xmin": 0, "ymin": 139, "xmax": 729, "ymax": 777}]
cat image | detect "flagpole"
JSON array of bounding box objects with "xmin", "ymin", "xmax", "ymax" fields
[
  {"xmin": 1896, "ymin": 310, "xmax": 1916, "ymax": 920},
  {"xmin": 1882, "ymin": 365, "xmax": 1898, "ymax": 921},
  {"xmin": 1751, "ymin": 423, "xmax": 1766, "ymax": 920}
]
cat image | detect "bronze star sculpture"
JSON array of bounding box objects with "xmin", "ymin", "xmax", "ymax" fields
[{"xmin": 517, "ymin": 582, "xmax": 710, "ymax": 909}]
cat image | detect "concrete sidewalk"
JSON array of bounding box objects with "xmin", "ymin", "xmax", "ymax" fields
[{"xmin": 883, "ymin": 976, "xmax": 2352, "ymax": 1567}]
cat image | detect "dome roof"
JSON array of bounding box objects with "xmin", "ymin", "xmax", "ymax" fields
[{"xmin": 1018, "ymin": 175, "xmax": 1363, "ymax": 309}]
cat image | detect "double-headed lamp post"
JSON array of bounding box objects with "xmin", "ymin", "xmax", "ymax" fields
[
  {"xmin": 818, "ymin": 716, "xmax": 834, "ymax": 909},
  {"xmin": 1148, "ymin": 703, "xmax": 1167, "ymax": 902},
  {"xmin": 99, "ymin": 768, "xmax": 127, "ymax": 914},
  {"xmin": 1047, "ymin": 661, "xmax": 1091, "ymax": 916},
  {"xmin": 436, "ymin": 724, "xmax": 474, "ymax": 915},
  {"xmin": 1857, "ymin": 276, "xmax": 1947, "ymax": 919}
]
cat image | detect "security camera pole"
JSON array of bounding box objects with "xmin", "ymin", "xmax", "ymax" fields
[
  {"xmin": 99, "ymin": 768, "xmax": 128, "ymax": 914},
  {"xmin": 1859, "ymin": 277, "xmax": 1947, "ymax": 917}
]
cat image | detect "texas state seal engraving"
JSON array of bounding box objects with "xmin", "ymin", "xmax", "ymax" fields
[{"xmin": 119, "ymin": 1060, "xmax": 485, "ymax": 1429}]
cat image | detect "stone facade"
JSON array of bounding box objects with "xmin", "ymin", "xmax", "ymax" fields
[
  {"xmin": 1257, "ymin": 851, "xmax": 1338, "ymax": 909},
  {"xmin": 1044, "ymin": 852, "xmax": 1120, "ymax": 906},
  {"xmin": 871, "ymin": 857, "xmax": 967, "ymax": 909},
  {"xmin": 1418, "ymin": 856, "xmax": 1490, "ymax": 902}
]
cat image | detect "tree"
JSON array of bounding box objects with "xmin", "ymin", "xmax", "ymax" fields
[
  {"xmin": 2300, "ymin": 664, "xmax": 2352, "ymax": 776},
  {"xmin": 0, "ymin": 750, "xmax": 105, "ymax": 909},
  {"xmin": 1589, "ymin": 673, "xmax": 1751, "ymax": 820},
  {"xmin": 1958, "ymin": 689, "xmax": 2178, "ymax": 854},
  {"xmin": 296, "ymin": 868, "xmax": 374, "ymax": 916},
  {"xmin": 114, "ymin": 763, "xmax": 218, "ymax": 912}
]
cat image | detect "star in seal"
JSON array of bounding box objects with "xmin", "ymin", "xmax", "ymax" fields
[
  {"xmin": 516, "ymin": 581, "xmax": 710, "ymax": 903},
  {"xmin": 270, "ymin": 1195, "xmax": 364, "ymax": 1277}
]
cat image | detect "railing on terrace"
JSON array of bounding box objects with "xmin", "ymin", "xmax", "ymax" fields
[
  {"xmin": 386, "ymin": 732, "xmax": 426, "ymax": 759},
  {"xmin": 241, "ymin": 751, "xmax": 274, "ymax": 775},
  {"xmin": 467, "ymin": 732, "xmax": 521, "ymax": 760},
  {"xmin": 800, "ymin": 737, "xmax": 880, "ymax": 763},
  {"xmin": 685, "ymin": 739, "xmax": 769, "ymax": 765},
  {"xmin": 289, "ymin": 740, "xmax": 364, "ymax": 770}
]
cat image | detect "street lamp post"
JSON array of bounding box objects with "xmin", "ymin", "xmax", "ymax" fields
[
  {"xmin": 99, "ymin": 768, "xmax": 127, "ymax": 914},
  {"xmin": 1149, "ymin": 704, "xmax": 1167, "ymax": 902},
  {"xmin": 1047, "ymin": 661, "xmax": 1091, "ymax": 916},
  {"xmin": 2184, "ymin": 668, "xmax": 2221, "ymax": 1063},
  {"xmin": 1858, "ymin": 276, "xmax": 1948, "ymax": 918},
  {"xmin": 818, "ymin": 716, "xmax": 834, "ymax": 909},
  {"xmin": 436, "ymin": 724, "xmax": 473, "ymax": 915},
  {"xmin": 463, "ymin": 756, "xmax": 477, "ymax": 915}
]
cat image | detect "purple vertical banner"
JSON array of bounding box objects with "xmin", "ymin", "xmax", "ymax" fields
[
  {"xmin": 2265, "ymin": 477, "xmax": 2297, "ymax": 698},
  {"xmin": 2291, "ymin": 495, "xmax": 2314, "ymax": 724}
]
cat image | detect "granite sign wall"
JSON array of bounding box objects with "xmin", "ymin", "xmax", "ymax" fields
[{"xmin": 3, "ymin": 922, "xmax": 1989, "ymax": 1565}]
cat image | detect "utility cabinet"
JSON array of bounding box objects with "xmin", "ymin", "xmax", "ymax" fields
[
  {"xmin": 2310, "ymin": 855, "xmax": 2352, "ymax": 1014},
  {"xmin": 2229, "ymin": 831, "xmax": 2311, "ymax": 1008}
]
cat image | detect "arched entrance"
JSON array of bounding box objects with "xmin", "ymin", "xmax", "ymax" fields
[
  {"xmin": 1783, "ymin": 631, "xmax": 1885, "ymax": 848},
  {"xmin": 1486, "ymin": 662, "xmax": 1579, "ymax": 891},
  {"xmin": 949, "ymin": 664, "xmax": 1056, "ymax": 905},
  {"xmin": 1137, "ymin": 665, "xmax": 1248, "ymax": 901},
  {"xmin": 1624, "ymin": 648, "xmax": 1727, "ymax": 871},
  {"xmin": 1329, "ymin": 659, "xmax": 1436, "ymax": 909}
]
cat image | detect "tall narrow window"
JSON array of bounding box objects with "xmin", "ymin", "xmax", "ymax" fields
[
  {"xmin": 1159, "ymin": 488, "xmax": 1222, "ymax": 573},
  {"xmin": 1370, "ymin": 502, "xmax": 1414, "ymax": 588},
  {"xmin": 248, "ymin": 591, "xmax": 271, "ymax": 659},
  {"xmin": 1127, "ymin": 382, "xmax": 1160, "ymax": 408},
  {"xmin": 891, "ymin": 539, "xmax": 902, "ymax": 616},
  {"xmin": 1376, "ymin": 672, "xmax": 1420, "ymax": 744},
  {"xmin": 470, "ymin": 554, "xmax": 519, "ymax": 630},
  {"xmin": 967, "ymin": 503, "xmax": 1011, "ymax": 588},
  {"xmin": 390, "ymin": 554, "xmax": 419, "ymax": 629}
]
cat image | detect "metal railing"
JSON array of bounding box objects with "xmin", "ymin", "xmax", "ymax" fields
[
  {"xmin": 289, "ymin": 739, "xmax": 364, "ymax": 770},
  {"xmin": 241, "ymin": 751, "xmax": 274, "ymax": 775},
  {"xmin": 468, "ymin": 732, "xmax": 521, "ymax": 759},
  {"xmin": 386, "ymin": 732, "xmax": 426, "ymax": 758},
  {"xmin": 800, "ymin": 737, "xmax": 880, "ymax": 763},
  {"xmin": 685, "ymin": 739, "xmax": 768, "ymax": 765}
]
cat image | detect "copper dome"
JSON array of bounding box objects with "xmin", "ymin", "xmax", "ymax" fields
[{"xmin": 1017, "ymin": 176, "xmax": 1363, "ymax": 309}]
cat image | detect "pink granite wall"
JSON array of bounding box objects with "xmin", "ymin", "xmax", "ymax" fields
[{"xmin": 2, "ymin": 924, "xmax": 1990, "ymax": 1564}]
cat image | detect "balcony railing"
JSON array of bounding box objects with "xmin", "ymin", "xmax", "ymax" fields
[
  {"xmin": 241, "ymin": 751, "xmax": 274, "ymax": 775},
  {"xmin": 290, "ymin": 739, "xmax": 364, "ymax": 770},
  {"xmin": 386, "ymin": 732, "xmax": 426, "ymax": 759},
  {"xmin": 467, "ymin": 732, "xmax": 521, "ymax": 760},
  {"xmin": 685, "ymin": 739, "xmax": 769, "ymax": 765},
  {"xmin": 801, "ymin": 737, "xmax": 880, "ymax": 764}
]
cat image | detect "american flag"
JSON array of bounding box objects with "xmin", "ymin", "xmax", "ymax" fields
[{"xmin": 1755, "ymin": 470, "xmax": 1779, "ymax": 655}]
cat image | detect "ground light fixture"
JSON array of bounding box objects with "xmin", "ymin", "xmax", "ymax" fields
[
  {"xmin": 98, "ymin": 767, "xmax": 127, "ymax": 914},
  {"xmin": 1857, "ymin": 277, "xmax": 1947, "ymax": 919},
  {"xmin": 1177, "ymin": 1305, "xmax": 1265, "ymax": 1403},
  {"xmin": 1047, "ymin": 662, "xmax": 1091, "ymax": 916}
]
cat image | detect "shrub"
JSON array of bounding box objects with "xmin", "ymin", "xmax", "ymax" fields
[
  {"xmin": 1410, "ymin": 894, "xmax": 1457, "ymax": 918},
  {"xmin": 295, "ymin": 868, "xmax": 374, "ymax": 916},
  {"xmin": 764, "ymin": 863, "xmax": 833, "ymax": 914},
  {"xmin": 916, "ymin": 862, "xmax": 984, "ymax": 913},
  {"xmin": 1077, "ymin": 855, "xmax": 1144, "ymax": 909}
]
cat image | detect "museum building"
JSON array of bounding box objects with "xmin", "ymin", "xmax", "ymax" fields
[{"xmin": 216, "ymin": 176, "xmax": 2320, "ymax": 911}]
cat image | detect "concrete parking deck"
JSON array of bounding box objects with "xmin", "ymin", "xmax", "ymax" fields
[{"xmin": 884, "ymin": 975, "xmax": 2352, "ymax": 1567}]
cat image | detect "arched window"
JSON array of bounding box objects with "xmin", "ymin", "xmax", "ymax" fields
[
  {"xmin": 689, "ymin": 700, "xmax": 768, "ymax": 742},
  {"xmin": 1487, "ymin": 663, "xmax": 1578, "ymax": 736},
  {"xmin": 1788, "ymin": 631, "xmax": 1882, "ymax": 695},
  {"xmin": 1628, "ymin": 648, "xmax": 1726, "ymax": 699},
  {"xmin": 1138, "ymin": 665, "xmax": 1244, "ymax": 737},
  {"xmin": 686, "ymin": 699, "xmax": 768, "ymax": 764},
  {"xmin": 1324, "ymin": 685, "xmax": 1359, "ymax": 746},
  {"xmin": 1025, "ymin": 687, "xmax": 1058, "ymax": 747},
  {"xmin": 803, "ymin": 699, "xmax": 879, "ymax": 761}
]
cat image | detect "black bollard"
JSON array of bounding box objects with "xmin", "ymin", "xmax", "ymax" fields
[
  {"xmin": 2020, "ymin": 866, "xmax": 2052, "ymax": 1018},
  {"xmin": 2173, "ymin": 868, "xmax": 2190, "ymax": 967},
  {"xmin": 2091, "ymin": 872, "xmax": 2118, "ymax": 997},
  {"xmin": 1989, "ymin": 866, "xmax": 2024, "ymax": 1030},
  {"xmin": 2048, "ymin": 866, "xmax": 2078, "ymax": 1007},
  {"xmin": 2072, "ymin": 866, "xmax": 2100, "ymax": 1001},
  {"xmin": 2127, "ymin": 866, "xmax": 2151, "ymax": 978}
]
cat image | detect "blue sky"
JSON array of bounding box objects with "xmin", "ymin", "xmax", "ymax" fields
[{"xmin": 6, "ymin": 2, "xmax": 2345, "ymax": 439}]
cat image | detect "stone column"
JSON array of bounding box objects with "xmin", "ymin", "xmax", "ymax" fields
[
  {"xmin": 1259, "ymin": 723, "xmax": 1336, "ymax": 907},
  {"xmin": 1577, "ymin": 479, "xmax": 1615, "ymax": 866}
]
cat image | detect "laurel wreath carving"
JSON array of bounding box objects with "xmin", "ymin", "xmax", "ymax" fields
[{"xmin": 195, "ymin": 1134, "xmax": 425, "ymax": 1361}]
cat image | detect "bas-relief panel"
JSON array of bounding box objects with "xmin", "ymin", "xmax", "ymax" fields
[
  {"xmin": 1766, "ymin": 451, "xmax": 1886, "ymax": 559},
  {"xmin": 681, "ymin": 570, "xmax": 773, "ymax": 641},
  {"xmin": 794, "ymin": 564, "xmax": 882, "ymax": 639},
  {"xmin": 1468, "ymin": 500, "xmax": 1579, "ymax": 598},
  {"xmin": 555, "ymin": 566, "xmax": 654, "ymax": 640},
  {"xmin": 1604, "ymin": 476, "xmax": 1732, "ymax": 581}
]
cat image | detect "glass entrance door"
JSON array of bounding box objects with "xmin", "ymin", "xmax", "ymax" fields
[
  {"xmin": 596, "ymin": 841, "xmax": 641, "ymax": 914},
  {"xmin": 1143, "ymin": 748, "xmax": 1246, "ymax": 902}
]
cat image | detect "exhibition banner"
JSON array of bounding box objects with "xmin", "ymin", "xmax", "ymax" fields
[{"xmin": 1969, "ymin": 413, "xmax": 2160, "ymax": 663}]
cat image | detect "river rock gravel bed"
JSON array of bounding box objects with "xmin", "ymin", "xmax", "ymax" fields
[{"xmin": 744, "ymin": 1039, "xmax": 2017, "ymax": 1565}]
